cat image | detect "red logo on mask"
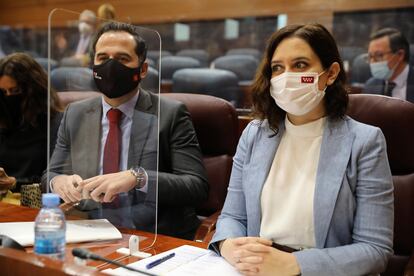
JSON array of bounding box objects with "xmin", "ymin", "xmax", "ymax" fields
[
  {"xmin": 301, "ymin": 76, "xmax": 314, "ymax": 83},
  {"xmin": 133, "ymin": 74, "xmax": 139, "ymax": 81}
]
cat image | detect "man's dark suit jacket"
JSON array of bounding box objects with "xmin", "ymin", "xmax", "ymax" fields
[
  {"xmin": 45, "ymin": 88, "xmax": 208, "ymax": 240},
  {"xmin": 363, "ymin": 65, "xmax": 414, "ymax": 103}
]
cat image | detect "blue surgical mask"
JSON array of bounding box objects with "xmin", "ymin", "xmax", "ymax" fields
[{"xmin": 369, "ymin": 60, "xmax": 394, "ymax": 80}]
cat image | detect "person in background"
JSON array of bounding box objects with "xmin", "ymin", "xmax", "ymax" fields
[
  {"xmin": 210, "ymin": 23, "xmax": 393, "ymax": 276},
  {"xmin": 46, "ymin": 22, "xmax": 208, "ymax": 240},
  {"xmin": 75, "ymin": 10, "xmax": 97, "ymax": 58},
  {"xmin": 96, "ymin": 3, "xmax": 116, "ymax": 34},
  {"xmin": 363, "ymin": 28, "xmax": 413, "ymax": 103},
  {"xmin": 97, "ymin": 3, "xmax": 116, "ymax": 22},
  {"xmin": 52, "ymin": 32, "xmax": 71, "ymax": 62},
  {"xmin": 60, "ymin": 10, "xmax": 97, "ymax": 67},
  {"xmin": 0, "ymin": 53, "xmax": 62, "ymax": 195}
]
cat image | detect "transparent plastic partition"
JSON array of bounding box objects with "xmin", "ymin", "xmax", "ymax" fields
[{"xmin": 47, "ymin": 8, "xmax": 161, "ymax": 255}]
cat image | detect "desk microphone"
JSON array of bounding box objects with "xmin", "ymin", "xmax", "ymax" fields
[{"xmin": 72, "ymin": 248, "xmax": 156, "ymax": 276}]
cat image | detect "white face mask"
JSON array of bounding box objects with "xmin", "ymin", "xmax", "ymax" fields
[
  {"xmin": 270, "ymin": 71, "xmax": 327, "ymax": 116},
  {"xmin": 78, "ymin": 22, "xmax": 93, "ymax": 35}
]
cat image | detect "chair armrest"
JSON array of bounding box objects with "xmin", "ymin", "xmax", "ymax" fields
[
  {"xmin": 405, "ymin": 251, "xmax": 414, "ymax": 276},
  {"xmin": 193, "ymin": 210, "xmax": 221, "ymax": 243}
]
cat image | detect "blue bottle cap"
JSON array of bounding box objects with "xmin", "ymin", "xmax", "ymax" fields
[{"xmin": 42, "ymin": 193, "xmax": 60, "ymax": 207}]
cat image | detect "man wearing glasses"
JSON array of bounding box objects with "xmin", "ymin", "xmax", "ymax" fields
[{"xmin": 363, "ymin": 28, "xmax": 413, "ymax": 103}]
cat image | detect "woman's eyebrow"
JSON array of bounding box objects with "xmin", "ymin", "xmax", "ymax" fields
[{"xmin": 271, "ymin": 56, "xmax": 311, "ymax": 64}]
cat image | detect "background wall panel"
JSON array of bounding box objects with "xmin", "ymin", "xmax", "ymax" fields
[{"xmin": 0, "ymin": 0, "xmax": 412, "ymax": 27}]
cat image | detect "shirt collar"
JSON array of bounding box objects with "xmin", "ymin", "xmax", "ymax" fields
[
  {"xmin": 101, "ymin": 90, "xmax": 139, "ymax": 119},
  {"xmin": 393, "ymin": 64, "xmax": 409, "ymax": 88},
  {"xmin": 285, "ymin": 116, "xmax": 326, "ymax": 138}
]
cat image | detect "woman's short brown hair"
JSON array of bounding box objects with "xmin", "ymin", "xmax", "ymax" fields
[{"xmin": 251, "ymin": 23, "xmax": 348, "ymax": 132}]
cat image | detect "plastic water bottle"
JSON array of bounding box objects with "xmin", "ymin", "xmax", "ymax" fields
[{"xmin": 34, "ymin": 193, "xmax": 66, "ymax": 260}]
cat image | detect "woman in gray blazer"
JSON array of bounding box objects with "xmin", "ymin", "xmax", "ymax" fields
[{"xmin": 210, "ymin": 24, "xmax": 394, "ymax": 276}]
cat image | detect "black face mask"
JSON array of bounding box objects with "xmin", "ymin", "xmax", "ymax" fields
[
  {"xmin": 0, "ymin": 92, "xmax": 23, "ymax": 128},
  {"xmin": 93, "ymin": 59, "xmax": 141, "ymax": 99}
]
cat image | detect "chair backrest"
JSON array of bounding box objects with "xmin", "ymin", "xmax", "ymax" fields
[
  {"xmin": 350, "ymin": 53, "xmax": 371, "ymax": 86},
  {"xmin": 176, "ymin": 49, "xmax": 209, "ymax": 67},
  {"xmin": 162, "ymin": 93, "xmax": 238, "ymax": 216},
  {"xmin": 346, "ymin": 94, "xmax": 414, "ymax": 276},
  {"xmin": 347, "ymin": 94, "xmax": 414, "ymax": 175},
  {"xmin": 59, "ymin": 57, "xmax": 84, "ymax": 67},
  {"xmin": 146, "ymin": 58, "xmax": 156, "ymax": 68},
  {"xmin": 51, "ymin": 67, "xmax": 97, "ymax": 92},
  {"xmin": 159, "ymin": 56, "xmax": 201, "ymax": 81},
  {"xmin": 226, "ymin": 48, "xmax": 261, "ymax": 60},
  {"xmin": 141, "ymin": 66, "xmax": 159, "ymax": 92},
  {"xmin": 172, "ymin": 68, "xmax": 242, "ymax": 106},
  {"xmin": 212, "ymin": 54, "xmax": 259, "ymax": 82},
  {"xmin": 57, "ymin": 91, "xmax": 101, "ymax": 108},
  {"xmin": 146, "ymin": 50, "xmax": 172, "ymax": 62},
  {"xmin": 34, "ymin": 57, "xmax": 58, "ymax": 72}
]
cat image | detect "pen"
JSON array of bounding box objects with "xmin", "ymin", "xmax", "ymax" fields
[{"xmin": 146, "ymin": 252, "xmax": 175, "ymax": 269}]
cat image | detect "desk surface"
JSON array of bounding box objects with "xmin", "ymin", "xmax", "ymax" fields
[{"xmin": 0, "ymin": 202, "xmax": 208, "ymax": 274}]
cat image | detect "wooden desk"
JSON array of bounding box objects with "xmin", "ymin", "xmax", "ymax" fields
[{"xmin": 0, "ymin": 202, "xmax": 208, "ymax": 275}]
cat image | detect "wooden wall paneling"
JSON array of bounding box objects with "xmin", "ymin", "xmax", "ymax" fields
[
  {"xmin": 286, "ymin": 10, "xmax": 334, "ymax": 31},
  {"xmin": 0, "ymin": 0, "xmax": 413, "ymax": 27}
]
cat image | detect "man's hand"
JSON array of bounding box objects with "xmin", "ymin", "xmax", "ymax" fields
[
  {"xmin": 79, "ymin": 171, "xmax": 136, "ymax": 203},
  {"xmin": 52, "ymin": 174, "xmax": 83, "ymax": 203},
  {"xmin": 0, "ymin": 167, "xmax": 16, "ymax": 193},
  {"xmin": 229, "ymin": 238, "xmax": 301, "ymax": 276}
]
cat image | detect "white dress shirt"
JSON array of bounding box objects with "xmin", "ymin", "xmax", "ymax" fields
[
  {"xmin": 100, "ymin": 93, "xmax": 137, "ymax": 174},
  {"xmin": 392, "ymin": 64, "xmax": 409, "ymax": 101}
]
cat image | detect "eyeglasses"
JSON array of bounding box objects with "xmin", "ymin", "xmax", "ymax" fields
[{"xmin": 364, "ymin": 51, "xmax": 395, "ymax": 63}]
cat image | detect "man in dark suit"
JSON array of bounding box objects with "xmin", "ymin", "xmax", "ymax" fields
[
  {"xmin": 363, "ymin": 28, "xmax": 414, "ymax": 103},
  {"xmin": 45, "ymin": 22, "xmax": 208, "ymax": 240}
]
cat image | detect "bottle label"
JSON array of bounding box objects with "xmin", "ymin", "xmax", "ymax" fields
[{"xmin": 34, "ymin": 234, "xmax": 65, "ymax": 259}]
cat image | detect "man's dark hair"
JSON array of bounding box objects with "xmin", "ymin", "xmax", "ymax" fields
[
  {"xmin": 92, "ymin": 22, "xmax": 147, "ymax": 63},
  {"xmin": 370, "ymin": 28, "xmax": 410, "ymax": 63}
]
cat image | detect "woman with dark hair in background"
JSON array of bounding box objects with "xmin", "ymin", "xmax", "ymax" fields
[
  {"xmin": 210, "ymin": 24, "xmax": 393, "ymax": 276},
  {"xmin": 0, "ymin": 53, "xmax": 62, "ymax": 196}
]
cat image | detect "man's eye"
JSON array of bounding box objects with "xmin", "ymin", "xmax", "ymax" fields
[
  {"xmin": 118, "ymin": 57, "xmax": 129, "ymax": 63},
  {"xmin": 98, "ymin": 57, "xmax": 108, "ymax": 62}
]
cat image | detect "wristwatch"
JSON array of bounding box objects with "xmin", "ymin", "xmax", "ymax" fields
[{"xmin": 129, "ymin": 166, "xmax": 148, "ymax": 189}]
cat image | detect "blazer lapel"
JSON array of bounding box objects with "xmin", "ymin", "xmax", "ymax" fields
[
  {"xmin": 248, "ymin": 121, "xmax": 285, "ymax": 236},
  {"xmin": 313, "ymin": 118, "xmax": 355, "ymax": 248},
  {"xmin": 83, "ymin": 100, "xmax": 101, "ymax": 178},
  {"xmin": 127, "ymin": 89, "xmax": 157, "ymax": 169}
]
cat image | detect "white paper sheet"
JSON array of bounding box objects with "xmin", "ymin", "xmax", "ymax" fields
[
  {"xmin": 103, "ymin": 245, "xmax": 241, "ymax": 276},
  {"xmin": 0, "ymin": 219, "xmax": 122, "ymax": 246}
]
